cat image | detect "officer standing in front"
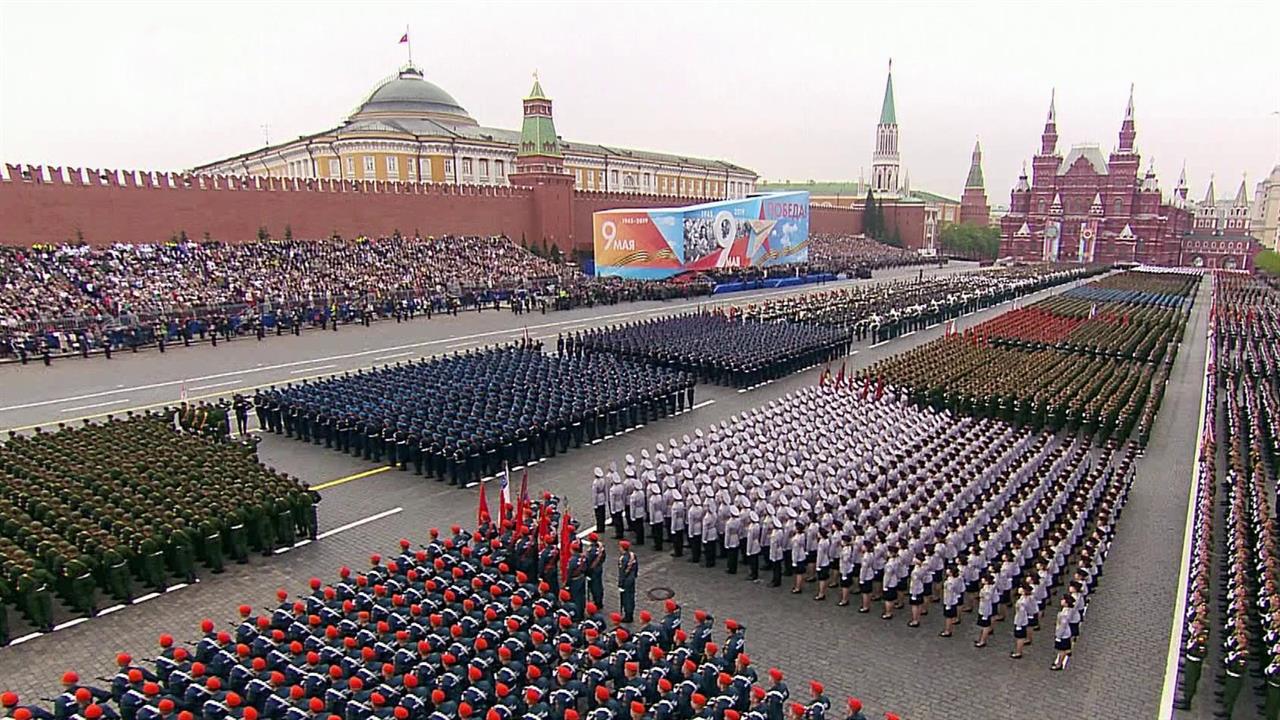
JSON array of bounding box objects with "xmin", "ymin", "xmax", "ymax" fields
[{"xmin": 618, "ymin": 540, "xmax": 638, "ymax": 624}]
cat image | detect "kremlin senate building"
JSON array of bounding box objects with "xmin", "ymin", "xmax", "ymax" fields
[{"xmin": 195, "ymin": 65, "xmax": 759, "ymax": 202}]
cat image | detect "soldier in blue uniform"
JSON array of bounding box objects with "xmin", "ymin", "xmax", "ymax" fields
[{"xmin": 618, "ymin": 540, "xmax": 639, "ymax": 624}]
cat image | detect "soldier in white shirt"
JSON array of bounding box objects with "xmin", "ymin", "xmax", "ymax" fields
[
  {"xmin": 668, "ymin": 490, "xmax": 687, "ymax": 558},
  {"xmin": 812, "ymin": 529, "xmax": 833, "ymax": 601},
  {"xmin": 858, "ymin": 541, "xmax": 879, "ymax": 614},
  {"xmin": 789, "ymin": 527, "xmax": 809, "ymax": 595},
  {"xmin": 837, "ymin": 535, "xmax": 857, "ymax": 607},
  {"xmin": 701, "ymin": 502, "xmax": 720, "ymax": 568},
  {"xmin": 723, "ymin": 507, "xmax": 743, "ymax": 575},
  {"xmin": 768, "ymin": 519, "xmax": 787, "ymax": 588},
  {"xmin": 607, "ymin": 471, "xmax": 627, "ymax": 540},
  {"xmin": 647, "ymin": 482, "xmax": 666, "ymax": 552},
  {"xmin": 744, "ymin": 511, "xmax": 763, "ymax": 582},
  {"xmin": 686, "ymin": 496, "xmax": 704, "ymax": 565},
  {"xmin": 907, "ymin": 556, "xmax": 930, "ymax": 627},
  {"xmin": 940, "ymin": 565, "xmax": 965, "ymax": 637}
]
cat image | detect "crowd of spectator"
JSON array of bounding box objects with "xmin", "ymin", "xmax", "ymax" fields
[
  {"xmin": 806, "ymin": 235, "xmax": 933, "ymax": 274},
  {"xmin": 2, "ymin": 233, "xmax": 944, "ymax": 364},
  {"xmin": 0, "ymin": 236, "xmax": 714, "ymax": 362}
]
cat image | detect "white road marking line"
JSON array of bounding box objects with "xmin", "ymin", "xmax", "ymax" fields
[
  {"xmin": 53, "ymin": 617, "xmax": 90, "ymax": 631},
  {"xmin": 290, "ymin": 364, "xmax": 336, "ymax": 374},
  {"xmin": 97, "ymin": 604, "xmax": 126, "ymax": 617},
  {"xmin": 926, "ymin": 323, "xmax": 940, "ymax": 329},
  {"xmin": 375, "ymin": 351, "xmax": 413, "ymax": 361},
  {"xmin": 445, "ymin": 341, "xmax": 476, "ymax": 349},
  {"xmin": 316, "ymin": 507, "xmax": 403, "ymax": 540},
  {"xmin": 166, "ymin": 582, "xmax": 189, "ymax": 592},
  {"xmin": 870, "ymin": 340, "xmax": 891, "ymax": 348},
  {"xmin": 902, "ymin": 331, "xmax": 917, "ymax": 337},
  {"xmin": 132, "ymin": 592, "xmax": 161, "ymax": 604},
  {"xmin": 190, "ymin": 380, "xmax": 241, "ymax": 391},
  {"xmin": 690, "ymin": 400, "xmax": 716, "ymax": 411},
  {"xmin": 60, "ymin": 398, "xmax": 129, "ymax": 413},
  {"xmin": 274, "ymin": 546, "xmax": 291, "ymax": 555},
  {"xmin": 9, "ymin": 632, "xmax": 42, "ymax": 645},
  {"xmin": 293, "ymin": 539, "xmax": 312, "ymax": 548},
  {"xmin": 2, "ymin": 270, "xmax": 978, "ymax": 414},
  {"xmin": 1158, "ymin": 298, "xmax": 1214, "ymax": 719}
]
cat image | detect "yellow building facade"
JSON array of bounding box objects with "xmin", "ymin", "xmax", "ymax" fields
[{"xmin": 195, "ymin": 66, "xmax": 757, "ymax": 200}]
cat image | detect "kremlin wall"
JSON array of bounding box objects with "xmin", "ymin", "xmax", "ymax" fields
[{"xmin": 0, "ymin": 165, "xmax": 869, "ymax": 249}]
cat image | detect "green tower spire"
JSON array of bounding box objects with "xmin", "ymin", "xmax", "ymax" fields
[
  {"xmin": 518, "ymin": 72, "xmax": 561, "ymax": 159},
  {"xmin": 965, "ymin": 139, "xmax": 985, "ymax": 189},
  {"xmin": 879, "ymin": 61, "xmax": 897, "ymax": 125}
]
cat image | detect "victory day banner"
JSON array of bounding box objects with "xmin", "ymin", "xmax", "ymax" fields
[
  {"xmin": 1078, "ymin": 218, "xmax": 1098, "ymax": 263},
  {"xmin": 592, "ymin": 192, "xmax": 810, "ymax": 279},
  {"xmin": 1042, "ymin": 218, "xmax": 1062, "ymax": 263}
]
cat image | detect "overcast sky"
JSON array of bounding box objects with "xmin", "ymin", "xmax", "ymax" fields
[{"xmin": 2, "ymin": 0, "xmax": 1277, "ymax": 203}]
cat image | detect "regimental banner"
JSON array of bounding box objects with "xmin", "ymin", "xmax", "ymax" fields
[
  {"xmin": 593, "ymin": 192, "xmax": 809, "ymax": 279},
  {"xmin": 1078, "ymin": 218, "xmax": 1098, "ymax": 263},
  {"xmin": 1042, "ymin": 219, "xmax": 1061, "ymax": 263}
]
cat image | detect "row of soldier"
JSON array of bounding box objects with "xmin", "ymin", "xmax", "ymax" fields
[
  {"xmin": 261, "ymin": 346, "xmax": 694, "ymax": 485},
  {"xmin": 0, "ymin": 496, "xmax": 902, "ymax": 720},
  {"xmin": 0, "ymin": 414, "xmax": 314, "ymax": 641},
  {"xmin": 591, "ymin": 384, "xmax": 1133, "ymax": 668},
  {"xmin": 1177, "ymin": 274, "xmax": 1280, "ymax": 718},
  {"xmin": 572, "ymin": 315, "xmax": 852, "ymax": 389},
  {"xmin": 735, "ymin": 264, "xmax": 1102, "ymax": 344}
]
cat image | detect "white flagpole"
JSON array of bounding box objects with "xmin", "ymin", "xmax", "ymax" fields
[{"xmin": 406, "ymin": 24, "xmax": 413, "ymax": 65}]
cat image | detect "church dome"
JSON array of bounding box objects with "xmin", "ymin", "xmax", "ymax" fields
[{"xmin": 351, "ymin": 66, "xmax": 476, "ymax": 126}]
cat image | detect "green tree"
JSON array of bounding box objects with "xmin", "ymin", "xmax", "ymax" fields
[
  {"xmin": 887, "ymin": 225, "xmax": 903, "ymax": 248},
  {"xmin": 257, "ymin": 226, "xmax": 270, "ymax": 241},
  {"xmin": 284, "ymin": 224, "xmax": 293, "ymax": 241},
  {"xmin": 1255, "ymin": 248, "xmax": 1280, "ymax": 276},
  {"xmin": 938, "ymin": 222, "xmax": 1001, "ymax": 260},
  {"xmin": 550, "ymin": 242, "xmax": 562, "ymax": 263},
  {"xmin": 862, "ymin": 189, "xmax": 881, "ymax": 239}
]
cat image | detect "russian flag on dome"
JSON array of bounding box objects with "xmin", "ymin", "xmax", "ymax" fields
[{"xmin": 399, "ymin": 32, "xmax": 409, "ymax": 44}]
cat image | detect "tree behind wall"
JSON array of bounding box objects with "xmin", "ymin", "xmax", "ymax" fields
[
  {"xmin": 862, "ymin": 190, "xmax": 882, "ymax": 240},
  {"xmin": 1255, "ymin": 248, "xmax": 1280, "ymax": 276},
  {"xmin": 938, "ymin": 222, "xmax": 1000, "ymax": 260}
]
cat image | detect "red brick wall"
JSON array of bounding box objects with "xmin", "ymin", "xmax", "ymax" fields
[
  {"xmin": 810, "ymin": 205, "xmax": 864, "ymax": 236},
  {"xmin": 1, "ymin": 166, "xmax": 926, "ymax": 253},
  {"xmin": 0, "ymin": 165, "xmax": 535, "ymax": 245}
]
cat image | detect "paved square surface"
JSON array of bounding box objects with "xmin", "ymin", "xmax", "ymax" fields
[{"xmin": 0, "ymin": 271, "xmax": 1208, "ymax": 720}]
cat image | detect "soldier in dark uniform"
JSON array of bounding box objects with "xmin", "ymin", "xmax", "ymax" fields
[
  {"xmin": 618, "ymin": 540, "xmax": 638, "ymax": 624},
  {"xmin": 233, "ymin": 396, "xmax": 250, "ymax": 437}
]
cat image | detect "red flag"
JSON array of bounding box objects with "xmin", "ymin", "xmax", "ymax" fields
[
  {"xmin": 819, "ymin": 365, "xmax": 831, "ymax": 387},
  {"xmin": 478, "ymin": 480, "xmax": 491, "ymax": 528},
  {"xmin": 519, "ymin": 470, "xmax": 529, "ymax": 507},
  {"xmin": 399, "ymin": 33, "xmax": 409, "ymax": 44},
  {"xmin": 875, "ymin": 375, "xmax": 885, "ymax": 402},
  {"xmin": 860, "ymin": 377, "xmax": 869, "ymax": 400},
  {"xmin": 535, "ymin": 502, "xmax": 552, "ymax": 552},
  {"xmin": 559, "ymin": 510, "xmax": 572, "ymax": 585},
  {"xmin": 836, "ymin": 361, "xmax": 846, "ymax": 388}
]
